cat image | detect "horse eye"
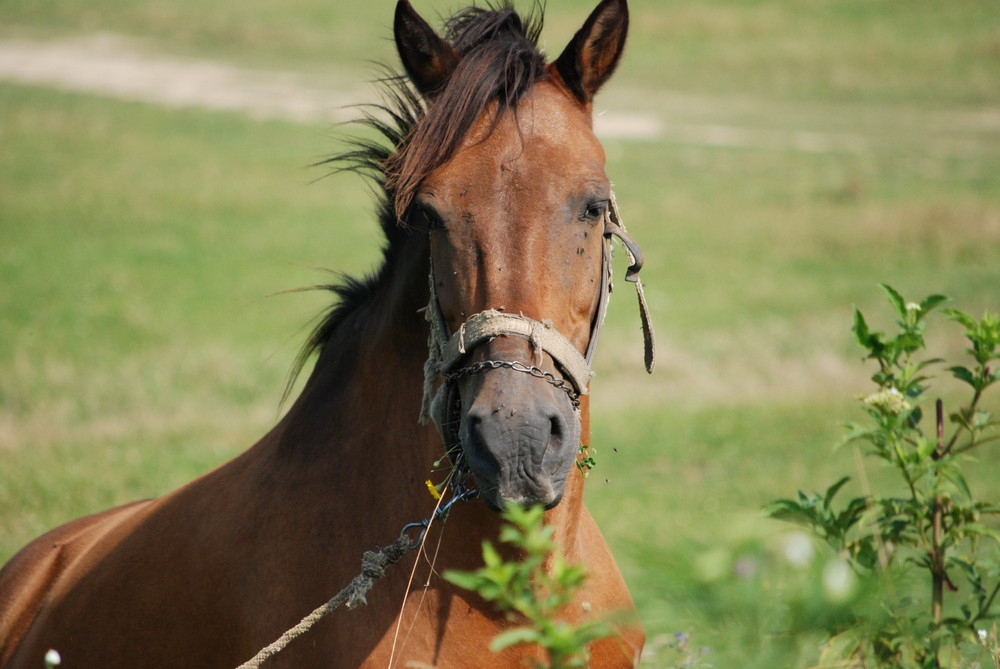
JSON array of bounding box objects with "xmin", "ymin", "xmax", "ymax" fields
[
  {"xmin": 414, "ymin": 204, "xmax": 445, "ymax": 231},
  {"xmin": 580, "ymin": 200, "xmax": 608, "ymax": 223}
]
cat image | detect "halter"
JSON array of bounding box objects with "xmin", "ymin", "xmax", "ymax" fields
[{"xmin": 419, "ymin": 191, "xmax": 655, "ymax": 442}]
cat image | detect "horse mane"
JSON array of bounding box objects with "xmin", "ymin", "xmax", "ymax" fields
[
  {"xmin": 288, "ymin": 2, "xmax": 547, "ymax": 387},
  {"xmin": 387, "ymin": 2, "xmax": 546, "ymax": 220}
]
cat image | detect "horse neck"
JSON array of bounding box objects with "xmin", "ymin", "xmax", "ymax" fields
[{"xmin": 267, "ymin": 232, "xmax": 439, "ymax": 507}]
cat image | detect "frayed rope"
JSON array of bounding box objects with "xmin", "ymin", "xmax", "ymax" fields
[{"xmin": 234, "ymin": 534, "xmax": 416, "ymax": 669}]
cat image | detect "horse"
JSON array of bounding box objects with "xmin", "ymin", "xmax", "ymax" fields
[{"xmin": 0, "ymin": 1, "xmax": 653, "ymax": 666}]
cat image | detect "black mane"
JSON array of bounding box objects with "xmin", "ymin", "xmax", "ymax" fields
[{"xmin": 290, "ymin": 2, "xmax": 547, "ymax": 383}]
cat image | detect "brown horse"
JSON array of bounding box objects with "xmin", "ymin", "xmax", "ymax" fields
[{"xmin": 0, "ymin": 1, "xmax": 651, "ymax": 667}]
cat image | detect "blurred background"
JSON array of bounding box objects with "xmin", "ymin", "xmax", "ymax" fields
[{"xmin": 1, "ymin": 0, "xmax": 997, "ymax": 665}]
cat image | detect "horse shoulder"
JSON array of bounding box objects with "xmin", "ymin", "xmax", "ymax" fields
[{"xmin": 0, "ymin": 499, "xmax": 155, "ymax": 666}]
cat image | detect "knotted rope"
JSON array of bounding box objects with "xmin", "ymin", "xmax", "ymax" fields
[
  {"xmin": 234, "ymin": 480, "xmax": 476, "ymax": 669},
  {"xmin": 234, "ymin": 535, "xmax": 415, "ymax": 669}
]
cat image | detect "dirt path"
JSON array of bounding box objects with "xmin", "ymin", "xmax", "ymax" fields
[
  {"xmin": 0, "ymin": 33, "xmax": 661, "ymax": 138},
  {"xmin": 1, "ymin": 33, "xmax": 997, "ymax": 152},
  {"xmin": 0, "ymin": 33, "xmax": 367, "ymax": 123}
]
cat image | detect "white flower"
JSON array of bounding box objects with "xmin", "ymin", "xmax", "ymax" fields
[
  {"xmin": 906, "ymin": 302, "xmax": 921, "ymax": 313},
  {"xmin": 44, "ymin": 650, "xmax": 61, "ymax": 668},
  {"xmin": 781, "ymin": 531, "xmax": 814, "ymax": 567},
  {"xmin": 979, "ymin": 628, "xmax": 989, "ymax": 644},
  {"xmin": 863, "ymin": 387, "xmax": 912, "ymax": 415},
  {"xmin": 822, "ymin": 558, "xmax": 856, "ymax": 603}
]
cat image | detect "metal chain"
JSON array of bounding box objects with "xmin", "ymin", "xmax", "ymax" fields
[{"xmin": 443, "ymin": 360, "xmax": 580, "ymax": 408}]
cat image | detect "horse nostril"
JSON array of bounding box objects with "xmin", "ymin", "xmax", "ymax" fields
[
  {"xmin": 549, "ymin": 416, "xmax": 563, "ymax": 441},
  {"xmin": 466, "ymin": 413, "xmax": 485, "ymax": 447}
]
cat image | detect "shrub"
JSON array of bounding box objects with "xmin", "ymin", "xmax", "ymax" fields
[{"xmin": 766, "ymin": 285, "xmax": 1000, "ymax": 667}]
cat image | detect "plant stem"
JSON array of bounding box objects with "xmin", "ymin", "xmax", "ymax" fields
[
  {"xmin": 932, "ymin": 400, "xmax": 945, "ymax": 626},
  {"xmin": 943, "ymin": 383, "xmax": 984, "ymax": 457},
  {"xmin": 976, "ymin": 583, "xmax": 1000, "ymax": 624},
  {"xmin": 932, "ymin": 496, "xmax": 944, "ymax": 625}
]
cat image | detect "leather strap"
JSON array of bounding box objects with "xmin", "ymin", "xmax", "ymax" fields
[
  {"xmin": 438, "ymin": 310, "xmax": 592, "ymax": 395},
  {"xmin": 606, "ymin": 192, "xmax": 656, "ymax": 373},
  {"xmin": 583, "ymin": 191, "xmax": 655, "ymax": 372}
]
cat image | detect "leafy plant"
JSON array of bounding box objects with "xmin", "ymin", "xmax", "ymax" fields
[
  {"xmin": 443, "ymin": 504, "xmax": 613, "ymax": 669},
  {"xmin": 766, "ymin": 285, "xmax": 1000, "ymax": 667},
  {"xmin": 577, "ymin": 444, "xmax": 597, "ymax": 479}
]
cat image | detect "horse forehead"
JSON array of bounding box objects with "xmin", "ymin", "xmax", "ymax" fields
[
  {"xmin": 520, "ymin": 82, "xmax": 601, "ymax": 149},
  {"xmin": 452, "ymin": 82, "xmax": 604, "ymax": 182}
]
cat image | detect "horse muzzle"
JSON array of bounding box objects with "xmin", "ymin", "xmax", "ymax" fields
[{"xmin": 457, "ymin": 365, "xmax": 581, "ymax": 511}]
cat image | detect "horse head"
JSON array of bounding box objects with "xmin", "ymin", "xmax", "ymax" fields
[{"xmin": 392, "ymin": 0, "xmax": 632, "ymax": 511}]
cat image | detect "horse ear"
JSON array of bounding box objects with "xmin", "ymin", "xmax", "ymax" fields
[
  {"xmin": 394, "ymin": 0, "xmax": 460, "ymax": 98},
  {"xmin": 550, "ymin": 0, "xmax": 629, "ymax": 104}
]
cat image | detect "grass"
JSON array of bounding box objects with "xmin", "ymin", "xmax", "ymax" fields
[
  {"xmin": 2, "ymin": 1, "xmax": 999, "ymax": 666},
  {"xmin": 0, "ymin": 84, "xmax": 376, "ymax": 552},
  {"xmin": 3, "ymin": 0, "xmax": 997, "ymax": 104}
]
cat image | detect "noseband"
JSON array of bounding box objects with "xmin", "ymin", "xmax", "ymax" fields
[{"xmin": 419, "ymin": 192, "xmax": 655, "ymax": 444}]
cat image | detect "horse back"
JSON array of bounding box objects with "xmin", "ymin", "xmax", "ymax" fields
[{"xmin": 0, "ymin": 499, "xmax": 154, "ymax": 667}]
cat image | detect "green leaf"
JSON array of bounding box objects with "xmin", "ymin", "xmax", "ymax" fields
[
  {"xmin": 482, "ymin": 541, "xmax": 503, "ymax": 568},
  {"xmin": 762, "ymin": 499, "xmax": 806, "ymax": 518},
  {"xmin": 916, "ymin": 436, "xmax": 938, "ymax": 461},
  {"xmin": 940, "ymin": 467, "xmax": 973, "ymax": 501},
  {"xmin": 824, "ymin": 476, "xmax": 851, "ymax": 508},
  {"xmin": 949, "ymin": 365, "xmax": 977, "ymax": 388},
  {"xmin": 853, "ymin": 308, "xmax": 882, "ymax": 356},
  {"xmin": 960, "ymin": 523, "xmax": 1000, "ymax": 542},
  {"xmin": 919, "ymin": 294, "xmax": 949, "ymax": 316},
  {"xmin": 489, "ymin": 626, "xmax": 542, "ymax": 652},
  {"xmin": 880, "ymin": 284, "xmax": 907, "ymax": 320},
  {"xmin": 442, "ymin": 569, "xmax": 485, "ymax": 591},
  {"xmin": 851, "ymin": 538, "xmax": 882, "ymax": 570},
  {"xmin": 942, "ymin": 308, "xmax": 977, "ymax": 331},
  {"xmin": 914, "ymin": 357, "xmax": 944, "ymax": 373},
  {"xmin": 818, "ymin": 629, "xmax": 864, "ymax": 665}
]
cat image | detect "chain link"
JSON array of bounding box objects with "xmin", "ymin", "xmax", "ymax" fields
[{"xmin": 443, "ymin": 360, "xmax": 580, "ymax": 408}]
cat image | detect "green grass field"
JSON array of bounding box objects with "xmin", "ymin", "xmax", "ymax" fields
[{"xmin": 2, "ymin": 1, "xmax": 998, "ymax": 666}]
